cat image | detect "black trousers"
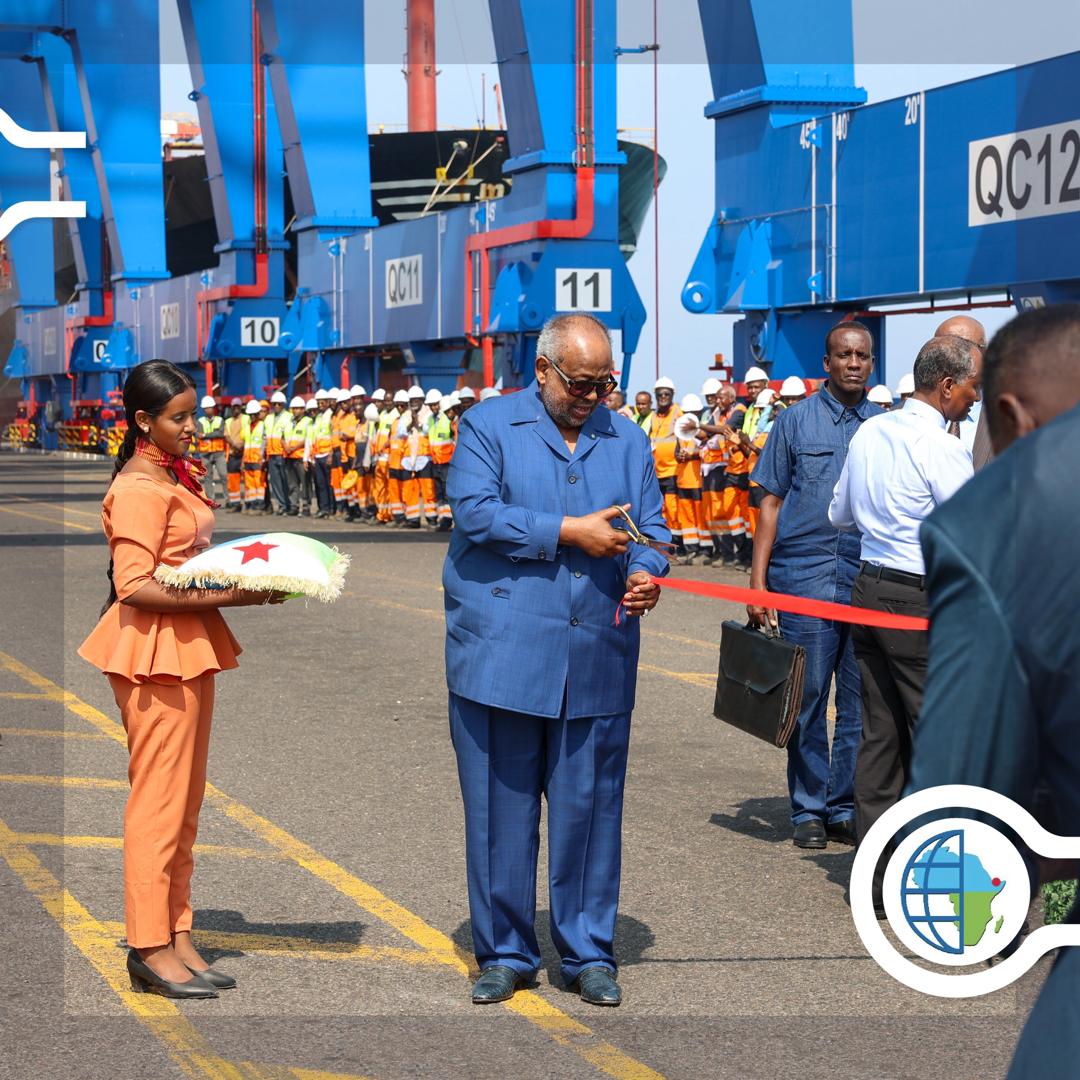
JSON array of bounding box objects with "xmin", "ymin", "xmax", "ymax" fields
[{"xmin": 851, "ymin": 568, "xmax": 929, "ymax": 902}]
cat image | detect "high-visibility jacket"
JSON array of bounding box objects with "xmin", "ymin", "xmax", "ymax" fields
[
  {"xmin": 650, "ymin": 407, "xmax": 683, "ymax": 480},
  {"xmin": 388, "ymin": 412, "xmax": 408, "ymax": 470},
  {"xmin": 196, "ymin": 415, "xmax": 226, "ymax": 455},
  {"xmin": 242, "ymin": 418, "xmax": 266, "ymax": 465},
  {"xmin": 428, "ymin": 413, "xmax": 455, "ymax": 465},
  {"xmin": 264, "ymin": 410, "xmax": 292, "ymax": 457},
  {"xmin": 374, "ymin": 409, "xmax": 397, "ymax": 462},
  {"xmin": 288, "ymin": 415, "xmax": 312, "ymax": 460},
  {"xmin": 339, "ymin": 412, "xmax": 358, "ymax": 462},
  {"xmin": 632, "ymin": 410, "xmax": 653, "ymax": 436},
  {"xmin": 399, "ymin": 415, "xmax": 431, "ymax": 472},
  {"xmin": 675, "ymin": 438, "xmax": 703, "ymax": 489},
  {"xmin": 330, "ymin": 410, "xmax": 343, "ymax": 454},
  {"xmin": 702, "ymin": 405, "xmax": 736, "ymax": 472},
  {"xmin": 313, "ymin": 409, "xmax": 334, "ymax": 457},
  {"xmin": 725, "ymin": 407, "xmax": 752, "ymax": 476}
]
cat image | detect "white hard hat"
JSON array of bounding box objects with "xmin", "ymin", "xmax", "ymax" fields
[
  {"xmin": 270, "ymin": 390, "xmax": 287, "ymax": 404},
  {"xmin": 780, "ymin": 376, "xmax": 807, "ymax": 398},
  {"xmin": 335, "ymin": 388, "xmax": 351, "ymax": 402},
  {"xmin": 680, "ymin": 393, "xmax": 703, "ymax": 413},
  {"xmin": 440, "ymin": 394, "xmax": 456, "ymax": 412},
  {"xmin": 350, "ymin": 385, "xmax": 365, "ymax": 397},
  {"xmin": 868, "ymin": 384, "xmax": 894, "ymax": 405},
  {"xmin": 245, "ymin": 399, "xmax": 262, "ymax": 415},
  {"xmin": 289, "ymin": 395, "xmax": 305, "ymax": 409},
  {"xmin": 371, "ymin": 388, "xmax": 386, "ymax": 402},
  {"xmin": 654, "ymin": 376, "xmax": 675, "ymax": 391},
  {"xmin": 230, "ymin": 396, "xmax": 243, "ymax": 406},
  {"xmin": 314, "ymin": 389, "xmax": 330, "ymax": 401},
  {"xmin": 457, "ymin": 386, "xmax": 476, "ymax": 400},
  {"xmin": 701, "ymin": 377, "xmax": 722, "ymax": 396},
  {"xmin": 479, "ymin": 387, "xmax": 500, "ymax": 401},
  {"xmin": 744, "ymin": 366, "xmax": 769, "ymax": 383},
  {"xmin": 200, "ymin": 394, "xmax": 216, "ymax": 409},
  {"xmin": 407, "ymin": 385, "xmax": 425, "ymax": 400},
  {"xmin": 897, "ymin": 373, "xmax": 916, "ymax": 396},
  {"xmin": 447, "ymin": 391, "xmax": 461, "ymax": 406},
  {"xmin": 363, "ymin": 403, "xmax": 379, "ymax": 421},
  {"xmin": 754, "ymin": 388, "xmax": 777, "ymax": 407},
  {"xmin": 305, "ymin": 398, "xmax": 318, "ymax": 410},
  {"xmin": 425, "ymin": 388, "xmax": 442, "ymax": 404},
  {"xmin": 394, "ymin": 389, "xmax": 410, "ymax": 404}
]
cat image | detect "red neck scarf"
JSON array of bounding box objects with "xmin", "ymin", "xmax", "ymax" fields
[{"xmin": 135, "ymin": 437, "xmax": 218, "ymax": 509}]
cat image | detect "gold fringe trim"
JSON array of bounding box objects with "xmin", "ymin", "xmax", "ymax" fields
[{"xmin": 153, "ymin": 549, "xmax": 349, "ymax": 604}]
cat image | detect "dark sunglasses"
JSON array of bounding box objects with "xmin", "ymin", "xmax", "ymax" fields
[{"xmin": 544, "ymin": 356, "xmax": 618, "ymax": 399}]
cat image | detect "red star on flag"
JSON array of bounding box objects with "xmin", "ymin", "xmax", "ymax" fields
[{"xmin": 235, "ymin": 540, "xmax": 278, "ymax": 565}]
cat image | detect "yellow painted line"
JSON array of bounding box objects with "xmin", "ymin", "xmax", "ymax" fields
[
  {"xmin": 98, "ymin": 920, "xmax": 442, "ymax": 968},
  {"xmin": 637, "ymin": 663, "xmax": 715, "ymax": 690},
  {"xmin": 0, "ymin": 690, "xmax": 66, "ymax": 700},
  {"xmin": 9, "ymin": 494, "xmax": 102, "ymax": 519},
  {"xmin": 0, "ymin": 773, "xmax": 126, "ymax": 791},
  {"xmin": 0, "ymin": 726, "xmax": 111, "ymax": 740},
  {"xmin": 642, "ymin": 627, "xmax": 719, "ymax": 652},
  {"xmin": 17, "ymin": 834, "xmax": 282, "ymax": 861},
  {"xmin": 0, "ymin": 502, "xmax": 94, "ymax": 531},
  {"xmin": 1, "ymin": 649, "xmax": 668, "ymax": 1080}
]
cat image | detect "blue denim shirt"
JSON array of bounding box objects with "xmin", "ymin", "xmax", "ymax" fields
[{"xmin": 751, "ymin": 384, "xmax": 882, "ymax": 601}]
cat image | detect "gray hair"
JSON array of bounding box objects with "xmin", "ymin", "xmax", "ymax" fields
[
  {"xmin": 536, "ymin": 313, "xmax": 612, "ymax": 361},
  {"xmin": 913, "ymin": 336, "xmax": 978, "ymax": 391}
]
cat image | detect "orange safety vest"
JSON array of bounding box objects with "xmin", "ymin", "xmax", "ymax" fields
[
  {"xmin": 313, "ymin": 410, "xmax": 334, "ymax": 456},
  {"xmin": 339, "ymin": 412, "xmax": 358, "ymax": 461},
  {"xmin": 264, "ymin": 410, "xmax": 290, "ymax": 457},
  {"xmin": 650, "ymin": 407, "xmax": 683, "ymax": 480},
  {"xmin": 287, "ymin": 414, "xmax": 312, "ymax": 460},
  {"xmin": 675, "ymin": 438, "xmax": 703, "ymax": 489},
  {"xmin": 428, "ymin": 413, "xmax": 455, "ymax": 465},
  {"xmin": 196, "ymin": 415, "xmax": 226, "ymax": 455},
  {"xmin": 725, "ymin": 407, "xmax": 752, "ymax": 476},
  {"xmin": 701, "ymin": 406, "xmax": 733, "ymax": 468},
  {"xmin": 388, "ymin": 417, "xmax": 408, "ymax": 470}
]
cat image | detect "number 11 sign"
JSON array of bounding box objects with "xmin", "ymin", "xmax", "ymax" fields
[{"xmin": 555, "ymin": 268, "xmax": 612, "ymax": 313}]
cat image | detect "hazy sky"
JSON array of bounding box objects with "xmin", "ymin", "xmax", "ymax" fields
[{"xmin": 160, "ymin": 0, "xmax": 1080, "ymax": 394}]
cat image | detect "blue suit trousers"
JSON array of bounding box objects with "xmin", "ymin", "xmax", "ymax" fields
[{"xmin": 449, "ymin": 692, "xmax": 630, "ymax": 983}]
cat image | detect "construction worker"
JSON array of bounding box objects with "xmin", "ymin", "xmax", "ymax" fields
[
  {"xmin": 312, "ymin": 389, "xmax": 335, "ymax": 518},
  {"xmin": 242, "ymin": 399, "xmax": 267, "ymax": 513},
  {"xmin": 325, "ymin": 388, "xmax": 343, "ymax": 514},
  {"xmin": 223, "ymin": 397, "xmax": 247, "ymax": 511},
  {"xmin": 745, "ymin": 388, "xmax": 780, "ymax": 539},
  {"xmin": 698, "ymin": 384, "xmax": 740, "ymax": 565},
  {"xmin": 195, "ymin": 395, "xmax": 227, "ymax": 505},
  {"xmin": 283, "ymin": 396, "xmax": 308, "ymax": 516},
  {"xmin": 371, "ymin": 389, "xmax": 394, "ymax": 523},
  {"xmin": 722, "ymin": 367, "xmax": 770, "ymax": 569},
  {"xmin": 399, "ymin": 386, "xmax": 432, "ymax": 528},
  {"xmin": 456, "ymin": 386, "xmax": 476, "ymax": 415},
  {"xmin": 300, "ymin": 398, "xmax": 319, "ymax": 516},
  {"xmin": 264, "ymin": 390, "xmax": 292, "ymax": 514},
  {"xmin": 337, "ymin": 388, "xmax": 360, "ymax": 520},
  {"xmin": 631, "ymin": 390, "xmax": 653, "ymax": 433},
  {"xmin": 867, "ymin": 384, "xmax": 895, "ymax": 410},
  {"xmin": 674, "ymin": 392, "xmax": 709, "ymax": 563},
  {"xmin": 357, "ymin": 402, "xmax": 380, "ymax": 520},
  {"xmin": 430, "ymin": 393, "xmax": 457, "ymax": 530},
  {"xmin": 650, "ymin": 376, "xmax": 683, "ymax": 544},
  {"xmin": 387, "ymin": 388, "xmax": 410, "ymax": 525},
  {"xmin": 779, "ymin": 375, "xmax": 808, "ymax": 408}
]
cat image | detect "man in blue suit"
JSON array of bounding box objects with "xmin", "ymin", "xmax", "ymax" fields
[
  {"xmin": 444, "ymin": 313, "xmax": 670, "ymax": 1007},
  {"xmin": 905, "ymin": 304, "xmax": 1080, "ymax": 1078}
]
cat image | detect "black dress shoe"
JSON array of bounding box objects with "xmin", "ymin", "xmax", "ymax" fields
[
  {"xmin": 573, "ymin": 966, "xmax": 621, "ymax": 1006},
  {"xmin": 793, "ymin": 819, "xmax": 827, "ymax": 849},
  {"xmin": 471, "ymin": 965, "xmax": 522, "ymax": 1004},
  {"xmin": 185, "ymin": 964, "xmax": 237, "ymax": 990},
  {"xmin": 826, "ymin": 818, "xmax": 857, "ymax": 846},
  {"xmin": 127, "ymin": 951, "xmax": 218, "ymax": 999}
]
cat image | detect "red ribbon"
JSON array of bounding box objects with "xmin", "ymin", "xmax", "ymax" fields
[{"xmin": 648, "ymin": 576, "xmax": 929, "ymax": 631}]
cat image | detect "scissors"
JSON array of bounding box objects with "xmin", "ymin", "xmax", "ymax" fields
[{"xmin": 610, "ymin": 505, "xmax": 678, "ymax": 558}]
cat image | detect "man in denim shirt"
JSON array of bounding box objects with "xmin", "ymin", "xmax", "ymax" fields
[{"xmin": 747, "ymin": 323, "xmax": 881, "ymax": 848}]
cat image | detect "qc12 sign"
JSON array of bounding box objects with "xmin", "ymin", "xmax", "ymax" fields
[
  {"xmin": 969, "ymin": 118, "xmax": 1080, "ymax": 226},
  {"xmin": 385, "ymin": 255, "xmax": 423, "ymax": 308},
  {"xmin": 555, "ymin": 268, "xmax": 612, "ymax": 312}
]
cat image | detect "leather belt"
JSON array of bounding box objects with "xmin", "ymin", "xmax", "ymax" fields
[{"xmin": 859, "ymin": 561, "xmax": 926, "ymax": 590}]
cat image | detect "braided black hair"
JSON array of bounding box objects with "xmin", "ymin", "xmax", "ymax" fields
[{"xmin": 101, "ymin": 361, "xmax": 196, "ymax": 615}]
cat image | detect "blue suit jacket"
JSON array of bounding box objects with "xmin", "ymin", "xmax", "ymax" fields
[{"xmin": 443, "ymin": 387, "xmax": 670, "ymax": 719}]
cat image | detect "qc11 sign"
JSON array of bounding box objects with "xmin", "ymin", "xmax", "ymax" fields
[
  {"xmin": 386, "ymin": 255, "xmax": 423, "ymax": 308},
  {"xmin": 969, "ymin": 118, "xmax": 1080, "ymax": 226}
]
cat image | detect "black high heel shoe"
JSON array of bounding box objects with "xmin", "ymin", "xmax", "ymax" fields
[
  {"xmin": 127, "ymin": 950, "xmax": 218, "ymax": 999},
  {"xmin": 184, "ymin": 964, "xmax": 236, "ymax": 990}
]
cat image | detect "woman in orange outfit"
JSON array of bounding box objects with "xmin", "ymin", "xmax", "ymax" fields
[{"xmin": 78, "ymin": 360, "xmax": 285, "ymax": 999}]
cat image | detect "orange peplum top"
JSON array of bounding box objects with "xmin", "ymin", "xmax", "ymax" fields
[{"xmin": 78, "ymin": 472, "xmax": 241, "ymax": 684}]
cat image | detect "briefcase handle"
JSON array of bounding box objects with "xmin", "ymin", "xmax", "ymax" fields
[{"xmin": 744, "ymin": 620, "xmax": 782, "ymax": 642}]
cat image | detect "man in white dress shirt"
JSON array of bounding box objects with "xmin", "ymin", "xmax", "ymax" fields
[{"xmin": 828, "ymin": 335, "xmax": 982, "ymax": 910}]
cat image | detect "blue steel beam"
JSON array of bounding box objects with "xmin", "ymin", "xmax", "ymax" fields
[{"xmin": 255, "ymin": 0, "xmax": 378, "ymax": 233}]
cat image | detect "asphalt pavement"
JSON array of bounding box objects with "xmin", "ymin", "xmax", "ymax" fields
[{"xmin": 0, "ymin": 453, "xmax": 1048, "ymax": 1080}]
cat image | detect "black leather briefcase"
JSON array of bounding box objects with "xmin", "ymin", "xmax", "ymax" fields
[{"xmin": 713, "ymin": 620, "xmax": 806, "ymax": 748}]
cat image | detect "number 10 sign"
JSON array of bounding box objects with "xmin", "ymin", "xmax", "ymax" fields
[{"xmin": 556, "ymin": 268, "xmax": 612, "ymax": 313}]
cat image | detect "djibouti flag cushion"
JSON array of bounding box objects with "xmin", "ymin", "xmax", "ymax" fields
[{"xmin": 154, "ymin": 533, "xmax": 349, "ymax": 603}]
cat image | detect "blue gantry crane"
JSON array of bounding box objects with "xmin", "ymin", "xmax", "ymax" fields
[
  {"xmin": 0, "ymin": 0, "xmax": 649, "ymax": 450},
  {"xmin": 683, "ymin": 0, "xmax": 1080, "ymax": 384}
]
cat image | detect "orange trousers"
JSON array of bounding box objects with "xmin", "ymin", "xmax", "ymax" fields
[
  {"xmin": 356, "ymin": 471, "xmax": 372, "ymax": 512},
  {"xmin": 108, "ymin": 673, "xmax": 214, "ymax": 949},
  {"xmin": 676, "ymin": 490, "xmax": 708, "ymax": 549},
  {"xmin": 719, "ymin": 484, "xmax": 749, "ymax": 539},
  {"xmin": 373, "ymin": 461, "xmax": 391, "ymax": 521}
]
